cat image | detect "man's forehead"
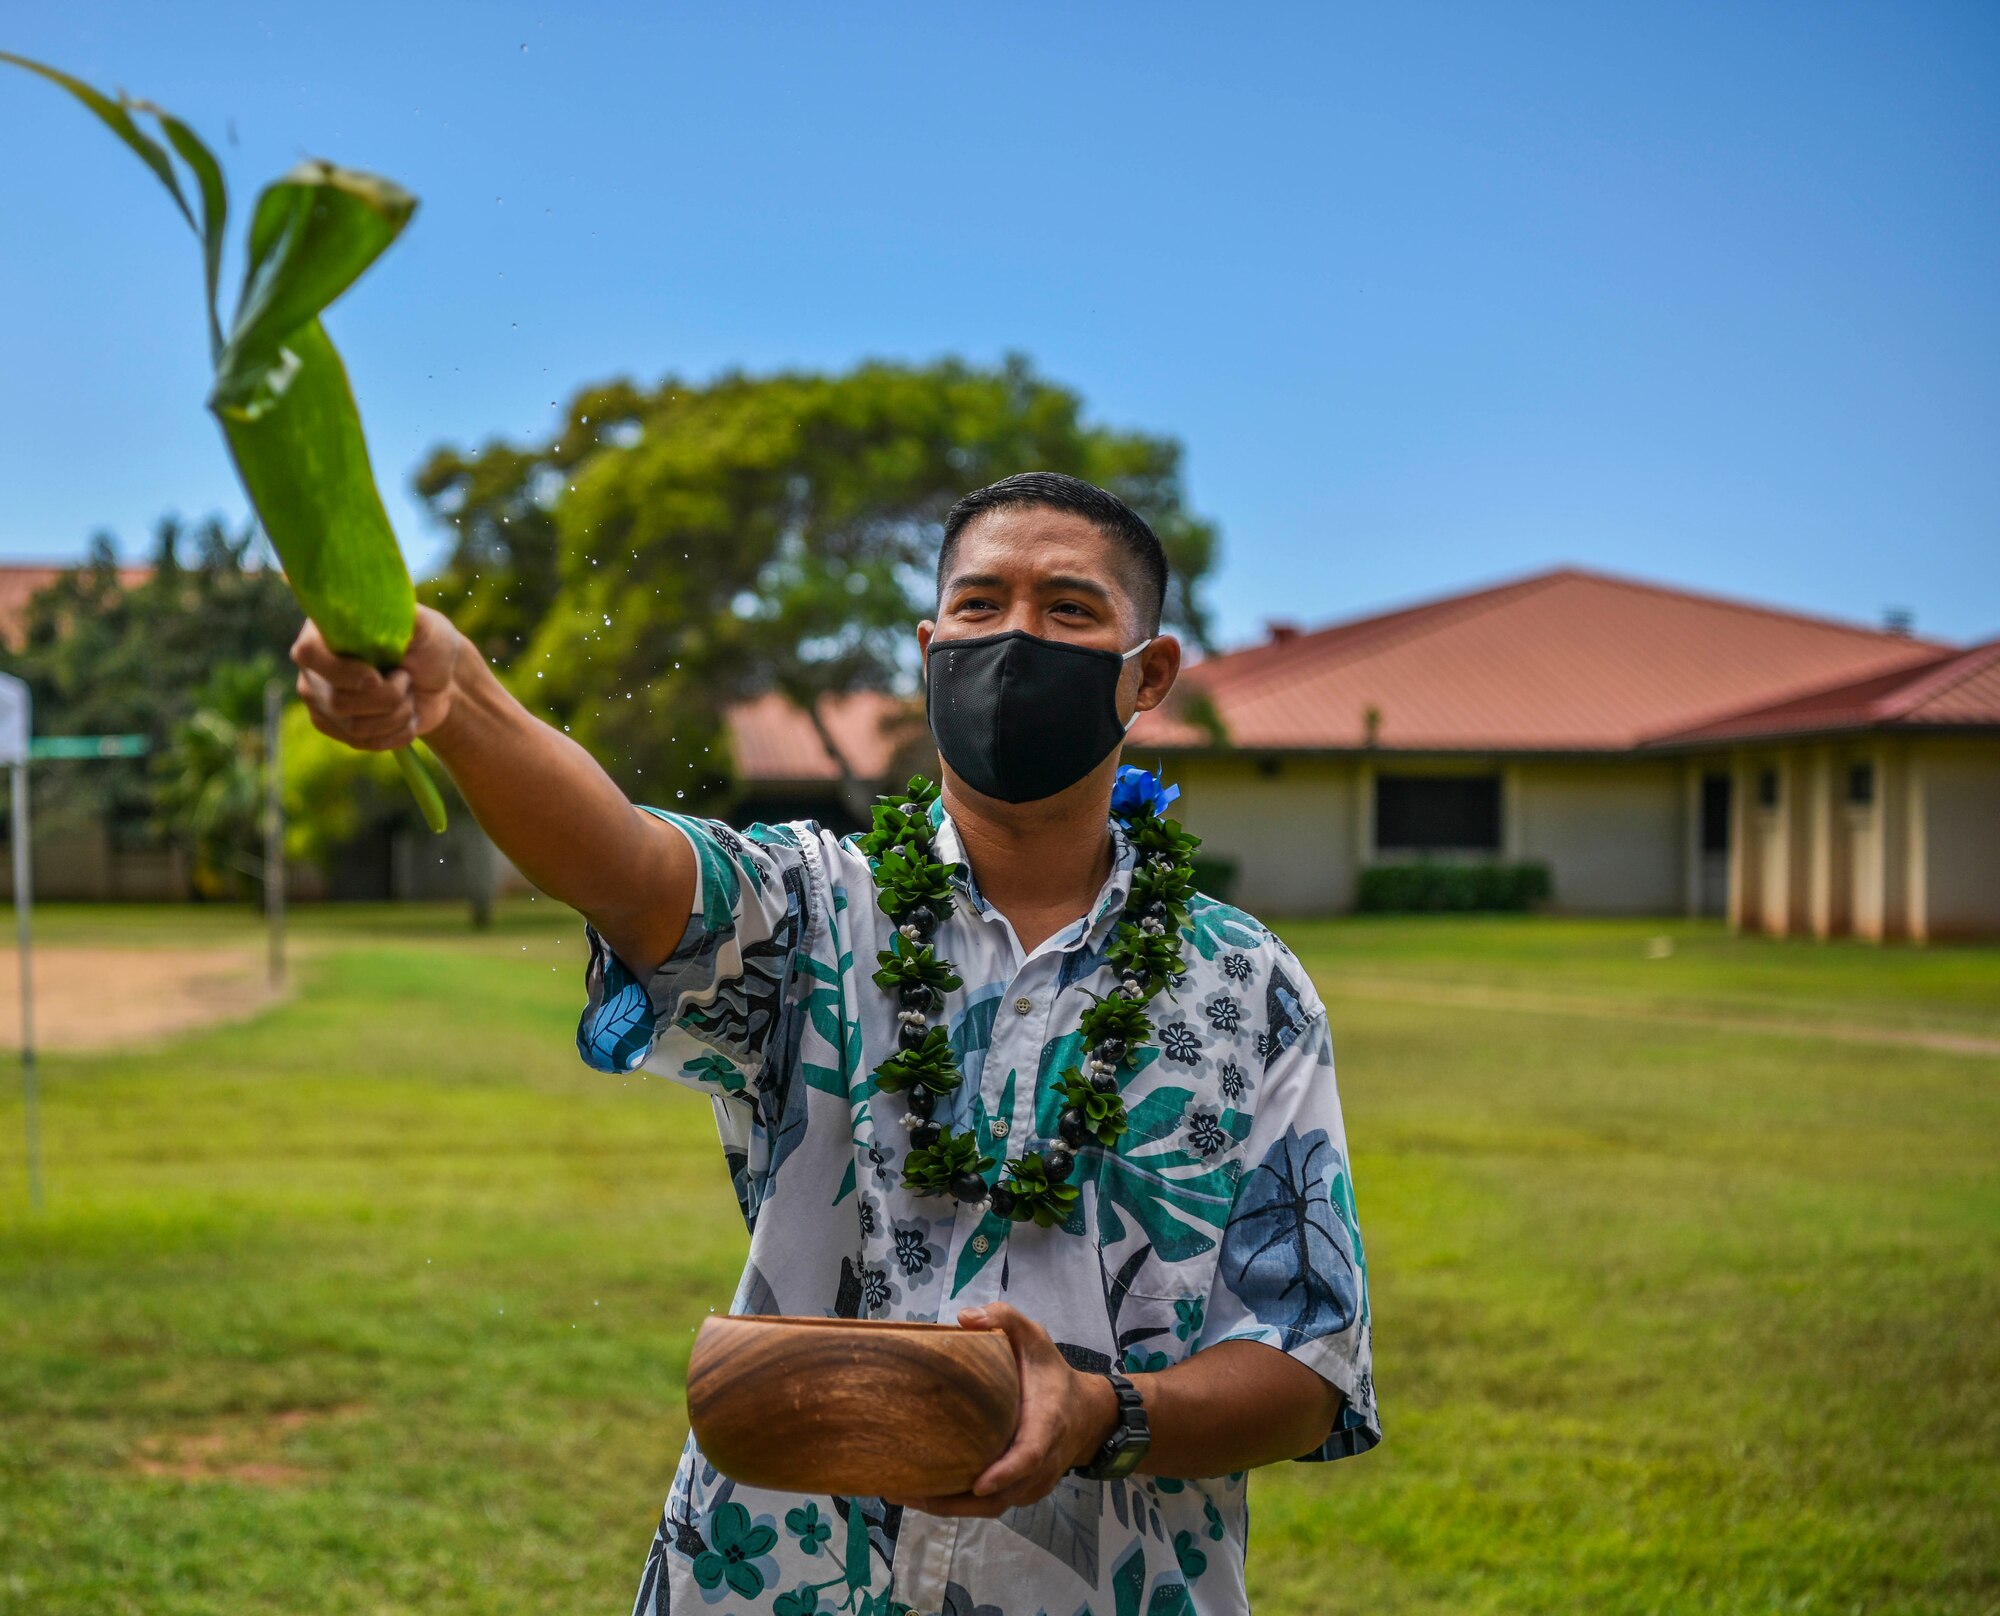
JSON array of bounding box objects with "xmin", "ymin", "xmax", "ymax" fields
[{"xmin": 942, "ymin": 507, "xmax": 1126, "ymax": 587}]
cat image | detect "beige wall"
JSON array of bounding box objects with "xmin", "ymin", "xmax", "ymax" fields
[
  {"xmin": 1726, "ymin": 733, "xmax": 2000, "ymax": 943},
  {"xmin": 1916, "ymin": 738, "xmax": 2000, "ymax": 941},
  {"xmin": 1169, "ymin": 752, "xmax": 1694, "ymax": 918},
  {"xmin": 1509, "ymin": 759, "xmax": 1686, "ymax": 914},
  {"xmin": 1169, "ymin": 755, "xmax": 1359, "ymax": 916}
]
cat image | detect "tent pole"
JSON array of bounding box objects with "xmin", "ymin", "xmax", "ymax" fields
[
  {"xmin": 264, "ymin": 679, "xmax": 285, "ymax": 988},
  {"xmin": 14, "ymin": 760, "xmax": 41, "ymax": 1211}
]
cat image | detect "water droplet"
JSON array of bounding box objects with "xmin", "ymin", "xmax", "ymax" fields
[{"xmin": 676, "ymin": 790, "xmax": 686, "ymax": 799}]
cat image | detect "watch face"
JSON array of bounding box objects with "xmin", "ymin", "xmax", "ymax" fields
[{"xmin": 1101, "ymin": 1434, "xmax": 1146, "ymax": 1479}]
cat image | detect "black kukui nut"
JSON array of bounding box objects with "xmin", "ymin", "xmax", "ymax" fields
[
  {"xmin": 1045, "ymin": 1146, "xmax": 1075, "ymax": 1182},
  {"xmin": 1058, "ymin": 1108, "xmax": 1087, "ymax": 1145},
  {"xmin": 1095, "ymin": 1037, "xmax": 1127, "ymax": 1063},
  {"xmin": 906, "ymin": 1085, "xmax": 936, "ymax": 1118},
  {"xmin": 1090, "ymin": 1070, "xmax": 1119, "ymax": 1095},
  {"xmin": 898, "ymin": 1022, "xmax": 930, "ymax": 1052},
  {"xmin": 1147, "ymin": 902, "xmax": 1171, "ymax": 923},
  {"xmin": 899, "ymin": 982, "xmax": 933, "ymax": 1010},
  {"xmin": 909, "ymin": 1121, "xmax": 942, "ymax": 1150},
  {"xmin": 987, "ymin": 1184, "xmax": 1016, "ymax": 1218},
  {"xmin": 905, "ymin": 904, "xmax": 938, "ymax": 937},
  {"xmin": 949, "ymin": 1170, "xmax": 987, "ymax": 1203}
]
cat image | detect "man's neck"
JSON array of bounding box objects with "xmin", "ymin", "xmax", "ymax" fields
[{"xmin": 942, "ymin": 765, "xmax": 1118, "ymax": 955}]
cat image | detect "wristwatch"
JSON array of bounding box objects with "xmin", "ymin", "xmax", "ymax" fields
[{"xmin": 1073, "ymin": 1368, "xmax": 1151, "ymax": 1480}]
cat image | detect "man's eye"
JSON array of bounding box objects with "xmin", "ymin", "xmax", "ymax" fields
[{"xmin": 957, "ymin": 597, "xmax": 997, "ymax": 612}]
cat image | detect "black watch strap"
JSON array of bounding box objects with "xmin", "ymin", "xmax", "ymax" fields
[{"xmin": 1074, "ymin": 1368, "xmax": 1151, "ymax": 1480}]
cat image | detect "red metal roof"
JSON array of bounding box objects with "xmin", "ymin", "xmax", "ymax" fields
[
  {"xmin": 1656, "ymin": 640, "xmax": 2000, "ymax": 744},
  {"xmin": 1127, "ymin": 567, "xmax": 1955, "ymax": 754},
  {"xmin": 0, "ymin": 562, "xmax": 152, "ymax": 648},
  {"xmin": 726, "ymin": 689, "xmax": 919, "ymax": 782}
]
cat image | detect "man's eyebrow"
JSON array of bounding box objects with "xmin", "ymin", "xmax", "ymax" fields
[{"xmin": 942, "ymin": 571, "xmax": 1112, "ymax": 600}]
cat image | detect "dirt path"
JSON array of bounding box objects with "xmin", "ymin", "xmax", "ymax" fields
[
  {"xmin": 1319, "ymin": 974, "xmax": 2000, "ymax": 1058},
  {"xmin": 0, "ymin": 945, "xmax": 284, "ymax": 1051}
]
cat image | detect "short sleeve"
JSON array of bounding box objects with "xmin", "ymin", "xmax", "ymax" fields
[
  {"xmin": 1201, "ymin": 988, "xmax": 1381, "ymax": 1462},
  {"xmin": 576, "ymin": 812, "xmax": 821, "ymax": 1095}
]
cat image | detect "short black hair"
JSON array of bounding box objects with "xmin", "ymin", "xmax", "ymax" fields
[{"xmin": 939, "ymin": 472, "xmax": 1169, "ymax": 635}]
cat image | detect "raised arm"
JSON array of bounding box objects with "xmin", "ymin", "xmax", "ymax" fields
[{"xmin": 291, "ymin": 605, "xmax": 693, "ymax": 976}]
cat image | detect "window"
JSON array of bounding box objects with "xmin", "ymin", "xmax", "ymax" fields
[
  {"xmin": 1757, "ymin": 768, "xmax": 1779, "ymax": 809},
  {"xmin": 1846, "ymin": 762, "xmax": 1875, "ymax": 807},
  {"xmin": 1700, "ymin": 773, "xmax": 1731, "ymax": 854},
  {"xmin": 1375, "ymin": 773, "xmax": 1501, "ymax": 852}
]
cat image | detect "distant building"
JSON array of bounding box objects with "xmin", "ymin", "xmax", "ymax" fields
[
  {"xmin": 0, "ymin": 562, "xmax": 189, "ymax": 900},
  {"xmin": 730, "ymin": 569, "xmax": 2000, "ymax": 941},
  {"xmin": 5, "ymin": 560, "xmax": 1992, "ymax": 936}
]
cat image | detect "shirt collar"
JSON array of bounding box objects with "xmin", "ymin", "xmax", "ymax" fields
[{"xmin": 930, "ymin": 804, "xmax": 1136, "ymax": 953}]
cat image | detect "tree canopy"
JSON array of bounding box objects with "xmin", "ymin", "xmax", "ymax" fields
[
  {"xmin": 416, "ymin": 355, "xmax": 1217, "ymax": 810},
  {"xmin": 0, "ymin": 518, "xmax": 297, "ymax": 845}
]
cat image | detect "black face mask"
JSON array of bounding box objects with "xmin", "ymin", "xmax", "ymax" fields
[{"xmin": 925, "ymin": 629, "xmax": 1151, "ymax": 804}]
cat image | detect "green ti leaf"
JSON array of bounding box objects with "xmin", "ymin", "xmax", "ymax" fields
[
  {"xmin": 869, "ymin": 934, "xmax": 962, "ymax": 1006},
  {"xmin": 0, "ymin": 54, "xmax": 196, "ymax": 231},
  {"xmin": 871, "ymin": 1026, "xmax": 962, "ymax": 1098},
  {"xmin": 1057, "ymin": 1069, "xmax": 1129, "ymax": 1148},
  {"xmin": 212, "ymin": 161, "xmax": 415, "ymax": 415},
  {"xmin": 1000, "ymin": 1151, "xmax": 1081, "ymax": 1229},
  {"xmin": 4, "ymin": 59, "xmax": 443, "ymax": 831},
  {"xmin": 902, "ymin": 1127, "xmax": 992, "ymax": 1197}
]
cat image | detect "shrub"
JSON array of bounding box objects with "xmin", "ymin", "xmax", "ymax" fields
[
  {"xmin": 1356, "ymin": 860, "xmax": 1553, "ymax": 914},
  {"xmin": 1189, "ymin": 854, "xmax": 1240, "ymax": 904}
]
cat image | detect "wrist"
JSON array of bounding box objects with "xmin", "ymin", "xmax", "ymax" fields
[
  {"xmin": 425, "ymin": 633, "xmax": 502, "ymax": 758},
  {"xmin": 1068, "ymin": 1367, "xmax": 1121, "ymax": 1470}
]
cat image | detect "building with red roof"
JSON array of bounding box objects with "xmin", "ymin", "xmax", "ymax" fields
[{"xmin": 730, "ymin": 568, "xmax": 2000, "ymax": 941}]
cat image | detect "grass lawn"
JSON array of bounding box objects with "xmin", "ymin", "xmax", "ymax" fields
[{"xmin": 1, "ymin": 904, "xmax": 1995, "ymax": 1614}]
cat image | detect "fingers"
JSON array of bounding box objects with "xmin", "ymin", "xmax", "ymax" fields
[
  {"xmin": 888, "ymin": 1306, "xmax": 1075, "ymax": 1516},
  {"xmin": 295, "ymin": 669, "xmax": 419, "ymax": 751},
  {"xmin": 290, "ymin": 620, "xmax": 387, "ymax": 691},
  {"xmin": 972, "ymin": 1409, "xmax": 1059, "ymax": 1497},
  {"xmin": 959, "ymin": 1301, "xmax": 1041, "ymax": 1349}
]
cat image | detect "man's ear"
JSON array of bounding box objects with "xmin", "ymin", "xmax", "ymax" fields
[
  {"xmin": 1130, "ymin": 634, "xmax": 1182, "ymax": 714},
  {"xmin": 917, "ymin": 619, "xmax": 935, "ymax": 668}
]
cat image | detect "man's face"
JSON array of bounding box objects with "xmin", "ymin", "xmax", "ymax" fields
[{"xmin": 919, "ymin": 506, "xmax": 1179, "ymax": 727}]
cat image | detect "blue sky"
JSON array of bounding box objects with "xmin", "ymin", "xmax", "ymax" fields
[{"xmin": 2, "ymin": 1, "xmax": 1994, "ymax": 648}]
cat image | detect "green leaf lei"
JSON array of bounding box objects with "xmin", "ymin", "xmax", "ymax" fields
[{"xmin": 861, "ymin": 771, "xmax": 1199, "ymax": 1232}]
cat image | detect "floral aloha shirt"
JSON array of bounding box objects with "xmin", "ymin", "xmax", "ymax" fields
[{"xmin": 578, "ymin": 799, "xmax": 1380, "ymax": 1616}]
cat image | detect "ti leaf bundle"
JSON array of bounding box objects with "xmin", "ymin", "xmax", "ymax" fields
[{"xmin": 3, "ymin": 53, "xmax": 446, "ymax": 831}]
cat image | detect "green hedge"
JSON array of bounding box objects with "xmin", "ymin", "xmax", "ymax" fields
[
  {"xmin": 1356, "ymin": 861, "xmax": 1553, "ymax": 913},
  {"xmin": 1189, "ymin": 854, "xmax": 1239, "ymax": 905}
]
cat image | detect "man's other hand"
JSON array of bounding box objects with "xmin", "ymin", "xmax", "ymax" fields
[
  {"xmin": 292, "ymin": 604, "xmax": 464, "ymax": 751},
  {"xmin": 885, "ymin": 1302, "xmax": 1118, "ymax": 1518}
]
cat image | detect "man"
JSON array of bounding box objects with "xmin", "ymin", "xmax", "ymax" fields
[{"xmin": 294, "ymin": 472, "xmax": 1378, "ymax": 1616}]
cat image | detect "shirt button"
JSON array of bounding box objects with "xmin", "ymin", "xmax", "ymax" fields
[
  {"xmin": 1014, "ymin": 996, "xmax": 1033, "ymax": 1015},
  {"xmin": 989, "ymin": 1118, "xmax": 1010, "ymax": 1140},
  {"xmin": 971, "ymin": 1235, "xmax": 990, "ymax": 1256}
]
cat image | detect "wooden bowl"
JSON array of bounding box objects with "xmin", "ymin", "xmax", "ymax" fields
[{"xmin": 686, "ymin": 1315, "xmax": 1020, "ymax": 1497}]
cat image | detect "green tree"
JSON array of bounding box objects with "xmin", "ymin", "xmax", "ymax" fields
[
  {"xmin": 416, "ymin": 356, "xmax": 1218, "ymax": 816},
  {"xmin": 152, "ymin": 657, "xmax": 280, "ymax": 897},
  {"xmin": 0, "ymin": 516, "xmax": 299, "ymax": 848}
]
